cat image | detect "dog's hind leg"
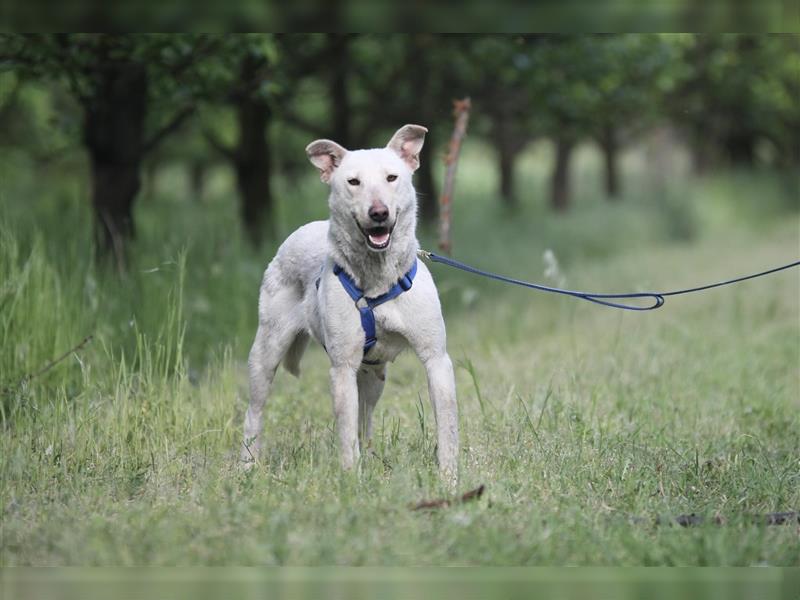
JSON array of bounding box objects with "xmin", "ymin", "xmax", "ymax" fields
[
  {"xmin": 357, "ymin": 364, "xmax": 386, "ymax": 445},
  {"xmin": 282, "ymin": 331, "xmax": 310, "ymax": 377},
  {"xmin": 241, "ymin": 293, "xmax": 302, "ymax": 464}
]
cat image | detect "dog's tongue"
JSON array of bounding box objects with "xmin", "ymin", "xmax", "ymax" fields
[{"xmin": 369, "ymin": 231, "xmax": 390, "ymax": 245}]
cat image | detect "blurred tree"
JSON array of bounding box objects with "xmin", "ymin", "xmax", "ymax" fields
[
  {"xmin": 0, "ymin": 34, "xmax": 219, "ymax": 265},
  {"xmin": 0, "ymin": 71, "xmax": 78, "ymax": 165},
  {"xmin": 2, "ymin": 33, "xmax": 795, "ymax": 241},
  {"xmin": 581, "ymin": 35, "xmax": 676, "ymax": 200},
  {"xmin": 754, "ymin": 36, "xmax": 800, "ymax": 170},
  {"xmin": 516, "ymin": 35, "xmax": 674, "ymax": 210},
  {"xmin": 203, "ymin": 36, "xmax": 279, "ymax": 246},
  {"xmin": 327, "ymin": 34, "xmax": 353, "ymax": 148},
  {"xmin": 0, "ymin": 73, "xmax": 23, "ymax": 139},
  {"xmin": 670, "ymin": 34, "xmax": 800, "ymax": 172},
  {"xmin": 458, "ymin": 35, "xmax": 539, "ymax": 207},
  {"xmin": 203, "ymin": 34, "xmax": 327, "ymax": 245},
  {"xmin": 401, "ymin": 34, "xmax": 442, "ymax": 222},
  {"xmin": 528, "ymin": 37, "xmax": 597, "ymax": 211}
]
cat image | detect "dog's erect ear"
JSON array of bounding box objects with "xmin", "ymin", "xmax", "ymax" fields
[
  {"xmin": 387, "ymin": 124, "xmax": 428, "ymax": 172},
  {"xmin": 305, "ymin": 139, "xmax": 348, "ymax": 183}
]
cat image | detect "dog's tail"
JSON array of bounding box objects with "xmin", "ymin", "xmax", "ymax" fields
[{"xmin": 282, "ymin": 331, "xmax": 310, "ymax": 377}]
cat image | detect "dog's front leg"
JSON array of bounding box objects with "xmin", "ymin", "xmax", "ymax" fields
[
  {"xmin": 330, "ymin": 363, "xmax": 360, "ymax": 470},
  {"xmin": 424, "ymin": 353, "xmax": 459, "ymax": 486}
]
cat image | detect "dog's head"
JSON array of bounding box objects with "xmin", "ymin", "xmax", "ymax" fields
[{"xmin": 306, "ymin": 124, "xmax": 427, "ymax": 252}]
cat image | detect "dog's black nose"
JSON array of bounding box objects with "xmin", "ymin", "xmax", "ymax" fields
[{"xmin": 368, "ymin": 205, "xmax": 389, "ymax": 223}]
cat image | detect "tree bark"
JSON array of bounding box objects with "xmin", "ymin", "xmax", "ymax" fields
[
  {"xmin": 328, "ymin": 34, "xmax": 351, "ymax": 147},
  {"xmin": 189, "ymin": 159, "xmax": 207, "ymax": 202},
  {"xmin": 416, "ymin": 127, "xmax": 438, "ymax": 223},
  {"xmin": 601, "ymin": 126, "xmax": 620, "ymax": 199},
  {"xmin": 498, "ymin": 140, "xmax": 517, "ymax": 207},
  {"xmin": 550, "ymin": 138, "xmax": 574, "ymax": 212},
  {"xmin": 723, "ymin": 130, "xmax": 756, "ymax": 166},
  {"xmin": 233, "ymin": 94, "xmax": 273, "ymax": 246},
  {"xmin": 489, "ymin": 107, "xmax": 528, "ymax": 208},
  {"xmin": 82, "ymin": 59, "xmax": 148, "ymax": 266},
  {"xmin": 406, "ymin": 34, "xmax": 438, "ymax": 223},
  {"xmin": 690, "ymin": 136, "xmax": 716, "ymax": 175}
]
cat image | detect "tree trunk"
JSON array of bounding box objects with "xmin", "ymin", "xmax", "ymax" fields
[
  {"xmin": 489, "ymin": 107, "xmax": 527, "ymax": 208},
  {"xmin": 723, "ymin": 36, "xmax": 758, "ymax": 167},
  {"xmin": 234, "ymin": 94, "xmax": 273, "ymax": 246},
  {"xmin": 498, "ymin": 139, "xmax": 517, "ymax": 207},
  {"xmin": 416, "ymin": 127, "xmax": 438, "ymax": 223},
  {"xmin": 189, "ymin": 159, "xmax": 207, "ymax": 202},
  {"xmin": 550, "ymin": 138, "xmax": 574, "ymax": 212},
  {"xmin": 328, "ymin": 34, "xmax": 351, "ymax": 147},
  {"xmin": 89, "ymin": 160, "xmax": 140, "ymax": 241},
  {"xmin": 690, "ymin": 136, "xmax": 716, "ymax": 175},
  {"xmin": 82, "ymin": 60, "xmax": 148, "ymax": 265},
  {"xmin": 723, "ymin": 130, "xmax": 756, "ymax": 166},
  {"xmin": 601, "ymin": 126, "xmax": 620, "ymax": 199},
  {"xmin": 402, "ymin": 34, "xmax": 438, "ymax": 224}
]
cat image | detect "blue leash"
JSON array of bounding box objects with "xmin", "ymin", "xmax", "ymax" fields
[{"xmin": 417, "ymin": 250, "xmax": 800, "ymax": 311}]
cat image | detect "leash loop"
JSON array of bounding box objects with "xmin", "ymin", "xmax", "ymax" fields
[{"xmin": 418, "ymin": 249, "xmax": 800, "ymax": 312}]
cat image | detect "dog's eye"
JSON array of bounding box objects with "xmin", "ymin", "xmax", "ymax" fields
[
  {"xmin": 347, "ymin": 178, "xmax": 360, "ymax": 186},
  {"xmin": 386, "ymin": 174, "xmax": 397, "ymax": 182}
]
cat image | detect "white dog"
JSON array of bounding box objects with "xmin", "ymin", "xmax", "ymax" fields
[{"xmin": 241, "ymin": 125, "xmax": 459, "ymax": 482}]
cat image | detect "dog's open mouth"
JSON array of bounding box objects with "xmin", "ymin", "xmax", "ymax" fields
[
  {"xmin": 355, "ymin": 218, "xmax": 394, "ymax": 250},
  {"xmin": 363, "ymin": 225, "xmax": 392, "ymax": 250}
]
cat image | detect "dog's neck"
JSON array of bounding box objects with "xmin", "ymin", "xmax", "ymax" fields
[{"xmin": 328, "ymin": 208, "xmax": 418, "ymax": 298}]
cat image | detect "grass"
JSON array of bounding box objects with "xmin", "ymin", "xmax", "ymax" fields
[{"xmin": 0, "ymin": 141, "xmax": 798, "ymax": 566}]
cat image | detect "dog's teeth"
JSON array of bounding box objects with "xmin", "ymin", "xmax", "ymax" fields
[{"xmin": 369, "ymin": 233, "xmax": 390, "ymax": 246}]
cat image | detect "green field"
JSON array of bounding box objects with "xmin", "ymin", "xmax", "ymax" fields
[{"xmin": 1, "ymin": 143, "xmax": 798, "ymax": 566}]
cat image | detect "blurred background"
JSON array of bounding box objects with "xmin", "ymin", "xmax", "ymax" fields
[
  {"xmin": 1, "ymin": 32, "xmax": 798, "ymax": 371},
  {"xmin": 1, "ymin": 33, "xmax": 799, "ymax": 569},
  {"xmin": 1, "ymin": 34, "xmax": 798, "ymax": 363},
  {"xmin": 3, "ymin": 1, "xmax": 796, "ymax": 33}
]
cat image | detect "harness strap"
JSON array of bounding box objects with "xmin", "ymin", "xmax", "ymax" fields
[{"xmin": 331, "ymin": 260, "xmax": 418, "ymax": 362}]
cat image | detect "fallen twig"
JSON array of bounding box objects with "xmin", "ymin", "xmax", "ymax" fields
[
  {"xmin": 370, "ymin": 450, "xmax": 393, "ymax": 472},
  {"xmin": 27, "ymin": 335, "xmax": 94, "ymax": 382},
  {"xmin": 438, "ymin": 97, "xmax": 471, "ymax": 255},
  {"xmin": 1, "ymin": 335, "xmax": 93, "ymax": 395},
  {"xmin": 411, "ymin": 484, "xmax": 485, "ymax": 511}
]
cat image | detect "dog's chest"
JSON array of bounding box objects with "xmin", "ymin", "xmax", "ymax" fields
[
  {"xmin": 367, "ymin": 294, "xmax": 421, "ymax": 364},
  {"xmin": 364, "ymin": 324, "xmax": 408, "ymax": 364},
  {"xmin": 308, "ymin": 283, "xmax": 412, "ymax": 364}
]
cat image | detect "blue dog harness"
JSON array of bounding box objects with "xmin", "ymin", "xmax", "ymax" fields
[{"xmin": 318, "ymin": 260, "xmax": 418, "ymax": 365}]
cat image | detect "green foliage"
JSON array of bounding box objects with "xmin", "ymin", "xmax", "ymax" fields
[
  {"xmin": 669, "ymin": 34, "xmax": 800, "ymax": 166},
  {"xmin": 2, "ymin": 34, "xmax": 798, "ymax": 228},
  {"xmin": 491, "ymin": 35, "xmax": 677, "ymax": 142},
  {"xmin": 0, "ymin": 36, "xmax": 798, "ymax": 565},
  {"xmin": 1, "ymin": 143, "xmax": 798, "ymax": 565},
  {"xmin": 1, "ymin": 1, "xmax": 796, "ymax": 34},
  {"xmin": 0, "ymin": 34, "xmax": 252, "ymax": 160},
  {"xmin": 3, "ymin": 34, "xmax": 796, "ymax": 163}
]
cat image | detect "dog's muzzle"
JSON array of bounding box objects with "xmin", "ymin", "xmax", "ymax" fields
[{"xmin": 356, "ymin": 217, "xmax": 394, "ymax": 251}]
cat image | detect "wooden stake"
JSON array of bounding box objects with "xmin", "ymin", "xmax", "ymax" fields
[{"xmin": 438, "ymin": 97, "xmax": 471, "ymax": 255}]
